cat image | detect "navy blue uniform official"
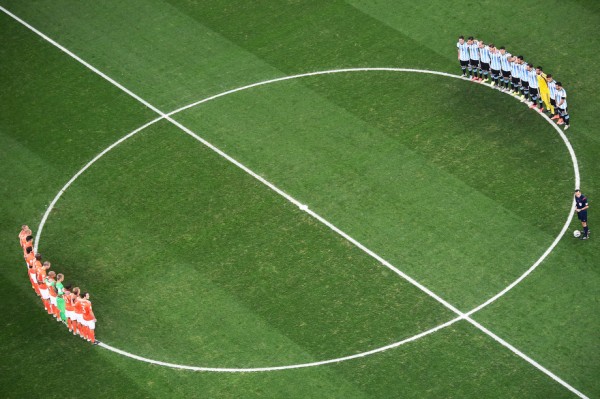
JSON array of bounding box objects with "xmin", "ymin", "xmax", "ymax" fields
[{"xmin": 575, "ymin": 189, "xmax": 589, "ymax": 239}]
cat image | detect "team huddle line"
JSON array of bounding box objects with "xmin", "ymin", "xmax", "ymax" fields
[
  {"xmin": 457, "ymin": 36, "xmax": 570, "ymax": 130},
  {"xmin": 19, "ymin": 225, "xmax": 97, "ymax": 344}
]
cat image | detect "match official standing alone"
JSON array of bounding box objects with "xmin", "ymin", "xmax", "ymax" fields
[{"xmin": 575, "ymin": 190, "xmax": 589, "ymax": 240}]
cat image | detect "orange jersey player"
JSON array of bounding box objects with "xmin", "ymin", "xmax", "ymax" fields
[
  {"xmin": 22, "ymin": 235, "xmax": 34, "ymax": 257},
  {"xmin": 63, "ymin": 285, "xmax": 76, "ymax": 333},
  {"xmin": 24, "ymin": 248, "xmax": 37, "ymax": 293},
  {"xmin": 81, "ymin": 292, "xmax": 96, "ymax": 343},
  {"xmin": 33, "ymin": 254, "xmax": 43, "ymax": 286},
  {"xmin": 36, "ymin": 259, "xmax": 51, "ymax": 314},
  {"xmin": 24, "ymin": 247, "xmax": 35, "ymax": 268},
  {"xmin": 18, "ymin": 225, "xmax": 31, "ymax": 248},
  {"xmin": 46, "ymin": 270, "xmax": 60, "ymax": 320},
  {"xmin": 73, "ymin": 288, "xmax": 84, "ymax": 338}
]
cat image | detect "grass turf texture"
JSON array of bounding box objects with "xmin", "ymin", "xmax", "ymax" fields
[{"xmin": 0, "ymin": 1, "xmax": 598, "ymax": 398}]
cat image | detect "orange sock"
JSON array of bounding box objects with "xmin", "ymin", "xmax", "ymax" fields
[
  {"xmin": 67, "ymin": 319, "xmax": 72, "ymax": 331},
  {"xmin": 89, "ymin": 329, "xmax": 95, "ymax": 343},
  {"xmin": 44, "ymin": 300, "xmax": 51, "ymax": 314}
]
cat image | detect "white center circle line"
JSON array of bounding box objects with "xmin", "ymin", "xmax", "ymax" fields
[{"xmin": 35, "ymin": 68, "xmax": 579, "ymax": 373}]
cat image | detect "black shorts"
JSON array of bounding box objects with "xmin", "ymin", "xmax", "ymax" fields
[
  {"xmin": 578, "ymin": 210, "xmax": 587, "ymax": 222},
  {"xmin": 550, "ymin": 98, "xmax": 556, "ymax": 107},
  {"xmin": 559, "ymin": 106, "xmax": 569, "ymax": 115},
  {"xmin": 460, "ymin": 60, "xmax": 469, "ymax": 67},
  {"xmin": 521, "ymin": 81, "xmax": 529, "ymax": 89},
  {"xmin": 501, "ymin": 70, "xmax": 511, "ymax": 78},
  {"xmin": 480, "ymin": 62, "xmax": 490, "ymax": 72},
  {"xmin": 469, "ymin": 59, "xmax": 480, "ymax": 68},
  {"xmin": 491, "ymin": 68, "xmax": 500, "ymax": 77},
  {"xmin": 511, "ymin": 77, "xmax": 520, "ymax": 86},
  {"xmin": 530, "ymin": 87, "xmax": 539, "ymax": 96}
]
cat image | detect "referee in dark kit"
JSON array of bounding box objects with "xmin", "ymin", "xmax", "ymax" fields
[{"xmin": 575, "ymin": 189, "xmax": 589, "ymax": 240}]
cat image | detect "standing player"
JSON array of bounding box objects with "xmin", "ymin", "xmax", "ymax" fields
[
  {"xmin": 25, "ymin": 248, "xmax": 38, "ymax": 293},
  {"xmin": 489, "ymin": 44, "xmax": 502, "ymax": 87},
  {"xmin": 499, "ymin": 46, "xmax": 512, "ymax": 91},
  {"xmin": 467, "ymin": 37, "xmax": 481, "ymax": 81},
  {"xmin": 527, "ymin": 65, "xmax": 543, "ymax": 112},
  {"xmin": 575, "ymin": 190, "xmax": 589, "ymax": 240},
  {"xmin": 36, "ymin": 259, "xmax": 51, "ymax": 314},
  {"xmin": 555, "ymin": 82, "xmax": 570, "ymax": 130},
  {"xmin": 517, "ymin": 56, "xmax": 529, "ymax": 101},
  {"xmin": 547, "ymin": 74, "xmax": 560, "ymax": 120},
  {"xmin": 19, "ymin": 225, "xmax": 31, "ymax": 250},
  {"xmin": 56, "ymin": 273, "xmax": 66, "ymax": 323},
  {"xmin": 457, "ymin": 36, "xmax": 470, "ymax": 78},
  {"xmin": 509, "ymin": 55, "xmax": 521, "ymax": 95},
  {"xmin": 46, "ymin": 270, "xmax": 61, "ymax": 320},
  {"xmin": 22, "ymin": 236, "xmax": 34, "ymax": 258},
  {"xmin": 73, "ymin": 287, "xmax": 85, "ymax": 338},
  {"xmin": 63, "ymin": 285, "xmax": 76, "ymax": 333},
  {"xmin": 81, "ymin": 292, "xmax": 97, "ymax": 344},
  {"xmin": 478, "ymin": 41, "xmax": 491, "ymax": 82}
]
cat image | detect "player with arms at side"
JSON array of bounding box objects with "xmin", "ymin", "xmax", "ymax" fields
[
  {"xmin": 56, "ymin": 274, "xmax": 66, "ymax": 323},
  {"xmin": 575, "ymin": 190, "xmax": 589, "ymax": 240}
]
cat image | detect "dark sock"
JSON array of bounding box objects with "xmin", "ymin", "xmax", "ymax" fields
[{"xmin": 584, "ymin": 226, "xmax": 589, "ymax": 237}]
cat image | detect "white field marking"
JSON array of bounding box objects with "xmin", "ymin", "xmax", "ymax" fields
[
  {"xmin": 4, "ymin": 8, "xmax": 587, "ymax": 397},
  {"xmin": 465, "ymin": 317, "xmax": 588, "ymax": 399},
  {"xmin": 97, "ymin": 315, "xmax": 464, "ymax": 372},
  {"xmin": 32, "ymin": 117, "xmax": 165, "ymax": 253}
]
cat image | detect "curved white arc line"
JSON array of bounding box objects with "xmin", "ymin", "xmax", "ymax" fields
[
  {"xmin": 165, "ymin": 68, "xmax": 581, "ymax": 318},
  {"xmin": 33, "ymin": 116, "xmax": 165, "ymax": 253},
  {"xmin": 97, "ymin": 315, "xmax": 464, "ymax": 372},
  {"xmin": 466, "ymin": 113, "xmax": 579, "ymax": 316},
  {"xmin": 5, "ymin": 4, "xmax": 584, "ymax": 392},
  {"xmin": 15, "ymin": 36, "xmax": 578, "ymax": 391},
  {"xmin": 466, "ymin": 204, "xmax": 575, "ymax": 317},
  {"xmin": 165, "ymin": 68, "xmax": 461, "ymax": 118}
]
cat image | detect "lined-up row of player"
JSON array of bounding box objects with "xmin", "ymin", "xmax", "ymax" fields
[
  {"xmin": 19, "ymin": 225, "xmax": 97, "ymax": 344},
  {"xmin": 457, "ymin": 36, "xmax": 570, "ymax": 130}
]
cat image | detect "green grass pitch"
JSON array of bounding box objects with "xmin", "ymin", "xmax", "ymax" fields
[{"xmin": 0, "ymin": 1, "xmax": 598, "ymax": 398}]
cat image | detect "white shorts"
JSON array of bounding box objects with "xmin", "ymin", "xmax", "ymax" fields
[
  {"xmin": 49, "ymin": 295, "xmax": 57, "ymax": 306},
  {"xmin": 40, "ymin": 288, "xmax": 49, "ymax": 300},
  {"xmin": 29, "ymin": 273, "xmax": 37, "ymax": 285},
  {"xmin": 87, "ymin": 320, "xmax": 95, "ymax": 330},
  {"xmin": 76, "ymin": 313, "xmax": 84, "ymax": 323},
  {"xmin": 65, "ymin": 309, "xmax": 74, "ymax": 320}
]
